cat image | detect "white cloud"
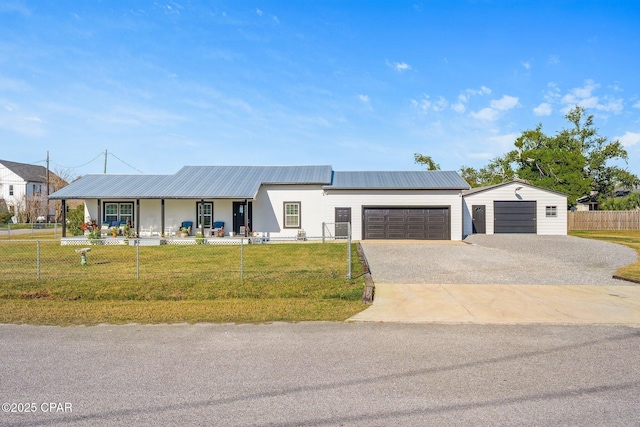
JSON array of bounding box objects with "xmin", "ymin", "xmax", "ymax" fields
[
  {"xmin": 387, "ymin": 60, "xmax": 411, "ymax": 72},
  {"xmin": 533, "ymin": 103, "xmax": 552, "ymax": 116},
  {"xmin": 432, "ymin": 96, "xmax": 448, "ymax": 112},
  {"xmin": 633, "ymin": 101, "xmax": 640, "ymax": 108},
  {"xmin": 489, "ymin": 133, "xmax": 519, "ymax": 150},
  {"xmin": 256, "ymin": 8, "xmax": 263, "ymax": 16},
  {"xmin": 24, "ymin": 116, "xmax": 42, "ymax": 122},
  {"xmin": 522, "ymin": 60, "xmax": 531, "ymax": 70},
  {"xmin": 272, "ymin": 15, "xmax": 279, "ymax": 24},
  {"xmin": 467, "ymin": 152, "xmax": 494, "ymax": 160},
  {"xmin": 490, "ymin": 95, "xmax": 519, "ymax": 111},
  {"xmin": 469, "ymin": 95, "xmax": 517, "ymax": 121},
  {"xmin": 547, "ymin": 54, "xmax": 560, "ymax": 65},
  {"xmin": 560, "ymin": 80, "xmax": 624, "ymax": 114},
  {"xmin": 451, "ymin": 102, "xmax": 465, "ymax": 113},
  {"xmin": 358, "ymin": 94, "xmax": 369, "ymax": 103},
  {"xmin": 411, "ymin": 95, "xmax": 431, "ymax": 112},
  {"xmin": 455, "ymin": 86, "xmax": 491, "ymax": 108},
  {"xmin": 410, "ymin": 95, "xmax": 448, "ymax": 113},
  {"xmin": 470, "ymin": 107, "xmax": 499, "ymax": 121},
  {"xmin": 617, "ymin": 131, "xmax": 640, "ymax": 147},
  {"xmin": 0, "ymin": 3, "xmax": 31, "ymax": 16}
]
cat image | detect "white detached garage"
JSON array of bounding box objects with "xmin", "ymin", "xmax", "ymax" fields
[{"xmin": 462, "ymin": 181, "xmax": 567, "ymax": 236}]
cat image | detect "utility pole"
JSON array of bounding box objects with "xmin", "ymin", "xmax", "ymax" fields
[{"xmin": 103, "ymin": 149, "xmax": 108, "ymax": 174}]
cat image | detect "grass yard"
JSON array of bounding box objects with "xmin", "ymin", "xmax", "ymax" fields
[
  {"xmin": 569, "ymin": 230, "xmax": 640, "ymax": 281},
  {"xmin": 0, "ymin": 239, "xmax": 367, "ymax": 325}
]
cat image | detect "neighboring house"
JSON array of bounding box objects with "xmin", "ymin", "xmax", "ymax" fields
[
  {"xmin": 462, "ymin": 181, "xmax": 567, "ymax": 236},
  {"xmin": 0, "ymin": 159, "xmax": 60, "ymax": 221},
  {"xmin": 49, "ymin": 165, "xmax": 568, "ymax": 240},
  {"xmin": 575, "ymin": 188, "xmax": 640, "ymax": 211}
]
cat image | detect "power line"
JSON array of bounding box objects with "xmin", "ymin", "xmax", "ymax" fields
[
  {"xmin": 5, "ymin": 151, "xmax": 145, "ymax": 174},
  {"xmin": 50, "ymin": 152, "xmax": 105, "ymax": 170},
  {"xmin": 108, "ymin": 152, "xmax": 145, "ymax": 174}
]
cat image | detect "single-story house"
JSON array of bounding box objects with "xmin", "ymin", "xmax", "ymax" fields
[{"xmin": 49, "ymin": 166, "xmax": 567, "ymax": 241}]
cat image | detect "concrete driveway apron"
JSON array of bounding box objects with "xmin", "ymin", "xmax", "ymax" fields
[{"xmin": 348, "ymin": 235, "xmax": 640, "ymax": 325}]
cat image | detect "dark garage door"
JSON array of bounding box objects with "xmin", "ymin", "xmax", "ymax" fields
[
  {"xmin": 494, "ymin": 201, "xmax": 537, "ymax": 233},
  {"xmin": 363, "ymin": 207, "xmax": 450, "ymax": 240}
]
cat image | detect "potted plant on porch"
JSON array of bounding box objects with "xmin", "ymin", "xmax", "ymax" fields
[{"xmin": 180, "ymin": 227, "xmax": 189, "ymax": 237}]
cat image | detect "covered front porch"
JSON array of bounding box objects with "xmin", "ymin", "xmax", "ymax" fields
[{"xmin": 60, "ymin": 198, "xmax": 254, "ymax": 239}]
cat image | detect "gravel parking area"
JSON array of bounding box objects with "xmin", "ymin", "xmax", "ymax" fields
[{"xmin": 361, "ymin": 235, "xmax": 638, "ymax": 286}]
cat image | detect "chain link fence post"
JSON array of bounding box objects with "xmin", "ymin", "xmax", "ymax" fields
[
  {"xmin": 36, "ymin": 240, "xmax": 41, "ymax": 280},
  {"xmin": 136, "ymin": 240, "xmax": 140, "ymax": 281},
  {"xmin": 240, "ymin": 237, "xmax": 244, "ymax": 282},
  {"xmin": 346, "ymin": 222, "xmax": 352, "ymax": 279}
]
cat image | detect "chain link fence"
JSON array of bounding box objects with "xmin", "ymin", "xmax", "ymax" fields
[
  {"xmin": 0, "ymin": 223, "xmax": 62, "ymax": 238},
  {"xmin": 0, "ymin": 224, "xmax": 356, "ymax": 293}
]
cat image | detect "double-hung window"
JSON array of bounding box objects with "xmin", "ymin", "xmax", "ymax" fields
[
  {"xmin": 105, "ymin": 202, "xmax": 134, "ymax": 224},
  {"xmin": 284, "ymin": 202, "xmax": 301, "ymax": 229}
]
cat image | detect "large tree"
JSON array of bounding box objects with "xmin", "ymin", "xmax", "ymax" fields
[{"xmin": 459, "ymin": 106, "xmax": 639, "ymax": 207}]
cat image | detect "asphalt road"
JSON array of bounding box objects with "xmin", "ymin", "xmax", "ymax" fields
[{"xmin": 2, "ymin": 323, "xmax": 639, "ymax": 426}]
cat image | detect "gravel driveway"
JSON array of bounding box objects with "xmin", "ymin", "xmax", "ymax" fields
[{"xmin": 360, "ymin": 235, "xmax": 638, "ymax": 286}]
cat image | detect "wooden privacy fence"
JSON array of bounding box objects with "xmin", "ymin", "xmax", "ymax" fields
[{"xmin": 568, "ymin": 210, "xmax": 640, "ymax": 230}]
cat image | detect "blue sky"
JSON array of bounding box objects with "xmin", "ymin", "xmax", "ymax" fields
[{"xmin": 1, "ymin": 0, "xmax": 640, "ymax": 178}]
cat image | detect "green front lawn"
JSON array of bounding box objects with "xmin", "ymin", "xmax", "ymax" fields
[{"xmin": 0, "ymin": 241, "xmax": 367, "ymax": 325}]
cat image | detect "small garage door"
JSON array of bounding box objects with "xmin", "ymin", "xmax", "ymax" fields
[
  {"xmin": 363, "ymin": 207, "xmax": 450, "ymax": 240},
  {"xmin": 494, "ymin": 201, "xmax": 536, "ymax": 233}
]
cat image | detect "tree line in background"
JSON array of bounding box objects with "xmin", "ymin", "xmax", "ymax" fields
[{"xmin": 415, "ymin": 106, "xmax": 640, "ymax": 210}]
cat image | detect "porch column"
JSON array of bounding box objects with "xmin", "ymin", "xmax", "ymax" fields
[
  {"xmin": 200, "ymin": 199, "xmax": 205, "ymax": 236},
  {"xmin": 136, "ymin": 199, "xmax": 140, "ymax": 235},
  {"xmin": 244, "ymin": 199, "xmax": 249, "ymax": 235},
  {"xmin": 161, "ymin": 199, "xmax": 165, "ymax": 237},
  {"xmin": 97, "ymin": 199, "xmax": 101, "ymax": 228},
  {"xmin": 61, "ymin": 200, "xmax": 66, "ymax": 237}
]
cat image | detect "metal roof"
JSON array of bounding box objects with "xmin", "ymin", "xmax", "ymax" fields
[
  {"xmin": 462, "ymin": 180, "xmax": 568, "ymax": 197},
  {"xmin": 49, "ymin": 165, "xmax": 333, "ymax": 199},
  {"xmin": 326, "ymin": 171, "xmax": 470, "ymax": 190}
]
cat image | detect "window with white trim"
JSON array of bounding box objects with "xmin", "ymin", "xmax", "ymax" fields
[
  {"xmin": 197, "ymin": 202, "xmax": 213, "ymax": 228},
  {"xmin": 104, "ymin": 202, "xmax": 134, "ymax": 224},
  {"xmin": 284, "ymin": 202, "xmax": 301, "ymax": 228},
  {"xmin": 9, "ymin": 185, "xmax": 13, "ymax": 196},
  {"xmin": 545, "ymin": 205, "xmax": 557, "ymax": 217}
]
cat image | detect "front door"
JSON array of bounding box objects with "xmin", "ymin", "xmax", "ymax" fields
[
  {"xmin": 335, "ymin": 207, "xmax": 351, "ymax": 239},
  {"xmin": 232, "ymin": 201, "xmax": 253, "ymax": 235},
  {"xmin": 472, "ymin": 205, "xmax": 486, "ymax": 234}
]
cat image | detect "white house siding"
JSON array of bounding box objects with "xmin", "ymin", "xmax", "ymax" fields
[
  {"xmin": 323, "ymin": 190, "xmax": 465, "ymax": 241},
  {"xmin": 0, "ymin": 165, "xmax": 47, "ymax": 214},
  {"xmin": 0, "ymin": 165, "xmax": 24, "ymax": 209},
  {"xmin": 462, "ymin": 182, "xmax": 567, "ymax": 236},
  {"xmin": 253, "ymin": 185, "xmax": 325, "ymax": 238}
]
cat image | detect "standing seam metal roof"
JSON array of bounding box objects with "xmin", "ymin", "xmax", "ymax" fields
[
  {"xmin": 49, "ymin": 166, "xmax": 471, "ymax": 199},
  {"xmin": 49, "ymin": 166, "xmax": 334, "ymax": 199},
  {"xmin": 325, "ymin": 171, "xmax": 470, "ymax": 190}
]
